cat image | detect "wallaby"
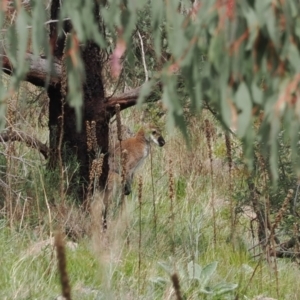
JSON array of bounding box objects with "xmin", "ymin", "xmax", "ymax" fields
[
  {"xmin": 109, "ymin": 124, "xmax": 165, "ymax": 195},
  {"xmin": 101, "ymin": 124, "xmax": 165, "ymax": 230}
]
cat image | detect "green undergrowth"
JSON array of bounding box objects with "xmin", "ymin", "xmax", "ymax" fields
[{"xmin": 1, "ymin": 109, "xmax": 300, "ymax": 299}]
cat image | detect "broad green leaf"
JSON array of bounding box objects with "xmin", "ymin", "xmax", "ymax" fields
[
  {"xmin": 182, "ymin": 54, "xmax": 202, "ymax": 112},
  {"xmin": 162, "ymin": 76, "xmax": 182, "ymax": 113},
  {"xmin": 255, "ymin": 0, "xmax": 271, "ymax": 27},
  {"xmin": 32, "ymin": 0, "xmax": 47, "ymax": 58},
  {"xmin": 220, "ymin": 81, "xmax": 233, "ymax": 129},
  {"xmin": 265, "ymin": 4, "xmax": 279, "ymax": 49},
  {"xmin": 213, "ymin": 282, "xmax": 238, "ymax": 295},
  {"xmin": 187, "ymin": 261, "xmax": 202, "ymax": 281},
  {"xmin": 235, "ymin": 82, "xmax": 252, "ymax": 137},
  {"xmin": 242, "ymin": 5, "xmax": 259, "ymax": 50},
  {"xmin": 208, "ymin": 34, "xmax": 225, "ymax": 73},
  {"xmin": 5, "ymin": 26, "xmax": 18, "ymax": 67},
  {"xmin": 137, "ymin": 80, "xmax": 154, "ymax": 106},
  {"xmin": 65, "ymin": 34, "xmax": 85, "ymax": 130},
  {"xmin": 288, "ymin": 0, "xmax": 298, "ymax": 18},
  {"xmin": 151, "ymin": 0, "xmax": 165, "ymax": 55},
  {"xmin": 294, "ymin": 18, "xmax": 300, "ymax": 38},
  {"xmin": 251, "ymin": 81, "xmax": 263, "ymax": 105},
  {"xmin": 16, "ymin": 9, "xmax": 29, "ymax": 75},
  {"xmin": 288, "ymin": 43, "xmax": 300, "ymax": 72},
  {"xmin": 201, "ymin": 261, "xmax": 218, "ymax": 287},
  {"xmin": 71, "ymin": 10, "xmax": 85, "ymax": 41}
]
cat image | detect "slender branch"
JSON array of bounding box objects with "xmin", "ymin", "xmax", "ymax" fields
[
  {"xmin": 0, "ymin": 131, "xmax": 49, "ymax": 159},
  {"xmin": 137, "ymin": 31, "xmax": 148, "ymax": 82}
]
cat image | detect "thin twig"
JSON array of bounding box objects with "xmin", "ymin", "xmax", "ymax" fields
[{"xmin": 137, "ymin": 31, "xmax": 148, "ymax": 82}]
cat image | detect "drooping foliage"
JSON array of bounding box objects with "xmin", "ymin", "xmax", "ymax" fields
[{"xmin": 1, "ymin": 0, "xmax": 300, "ymax": 178}]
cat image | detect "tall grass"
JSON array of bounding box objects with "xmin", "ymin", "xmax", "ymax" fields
[{"xmin": 2, "ymin": 92, "xmax": 300, "ymax": 300}]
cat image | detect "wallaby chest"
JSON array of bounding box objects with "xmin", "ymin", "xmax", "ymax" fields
[{"xmin": 124, "ymin": 139, "xmax": 150, "ymax": 167}]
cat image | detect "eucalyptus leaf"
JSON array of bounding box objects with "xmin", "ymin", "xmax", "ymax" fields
[
  {"xmin": 31, "ymin": 0, "xmax": 47, "ymax": 58},
  {"xmin": 235, "ymin": 82, "xmax": 252, "ymax": 138},
  {"xmin": 16, "ymin": 9, "xmax": 29, "ymax": 73}
]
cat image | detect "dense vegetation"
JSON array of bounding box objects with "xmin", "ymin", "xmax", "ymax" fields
[{"xmin": 1, "ymin": 1, "xmax": 300, "ymax": 299}]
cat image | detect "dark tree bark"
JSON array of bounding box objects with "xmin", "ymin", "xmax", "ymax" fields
[{"xmin": 47, "ymin": 0, "xmax": 110, "ymax": 200}]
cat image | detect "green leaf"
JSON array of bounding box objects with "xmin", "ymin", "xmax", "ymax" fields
[
  {"xmin": 5, "ymin": 26, "xmax": 18, "ymax": 66},
  {"xmin": 187, "ymin": 261, "xmax": 202, "ymax": 281},
  {"xmin": 201, "ymin": 261, "xmax": 217, "ymax": 287},
  {"xmin": 234, "ymin": 82, "xmax": 252, "ymax": 137},
  {"xmin": 220, "ymin": 81, "xmax": 233, "ymax": 129},
  {"xmin": 251, "ymin": 80, "xmax": 263, "ymax": 105},
  {"xmin": 243, "ymin": 6, "xmax": 259, "ymax": 51},
  {"xmin": 213, "ymin": 282, "xmax": 238, "ymax": 295},
  {"xmin": 31, "ymin": 0, "xmax": 47, "ymax": 58},
  {"xmin": 137, "ymin": 80, "xmax": 154, "ymax": 106},
  {"xmin": 208, "ymin": 34, "xmax": 224, "ymax": 73},
  {"xmin": 288, "ymin": 43, "xmax": 300, "ymax": 72},
  {"xmin": 151, "ymin": 0, "xmax": 165, "ymax": 55},
  {"xmin": 294, "ymin": 18, "xmax": 300, "ymax": 38},
  {"xmin": 162, "ymin": 76, "xmax": 182, "ymax": 113},
  {"xmin": 265, "ymin": 4, "xmax": 279, "ymax": 49},
  {"xmin": 182, "ymin": 54, "xmax": 202, "ymax": 112},
  {"xmin": 65, "ymin": 33, "xmax": 85, "ymax": 131},
  {"xmin": 16, "ymin": 8, "xmax": 29, "ymax": 75},
  {"xmin": 255, "ymin": 0, "xmax": 271, "ymax": 27},
  {"xmin": 71, "ymin": 10, "xmax": 85, "ymax": 41}
]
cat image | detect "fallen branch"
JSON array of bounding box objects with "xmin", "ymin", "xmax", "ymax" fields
[
  {"xmin": 1, "ymin": 41, "xmax": 61, "ymax": 87},
  {"xmin": 0, "ymin": 131, "xmax": 49, "ymax": 159}
]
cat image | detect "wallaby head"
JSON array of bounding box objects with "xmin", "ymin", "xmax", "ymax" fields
[{"xmin": 142, "ymin": 125, "xmax": 165, "ymax": 147}]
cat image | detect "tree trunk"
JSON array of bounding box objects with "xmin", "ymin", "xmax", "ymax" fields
[{"xmin": 48, "ymin": 0, "xmax": 109, "ymax": 201}]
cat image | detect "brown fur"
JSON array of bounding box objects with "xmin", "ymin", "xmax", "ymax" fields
[
  {"xmin": 109, "ymin": 125, "xmax": 165, "ymax": 195},
  {"xmin": 102, "ymin": 125, "xmax": 165, "ymax": 229}
]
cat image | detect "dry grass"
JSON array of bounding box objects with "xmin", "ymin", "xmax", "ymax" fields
[{"xmin": 2, "ymin": 86, "xmax": 300, "ymax": 299}]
